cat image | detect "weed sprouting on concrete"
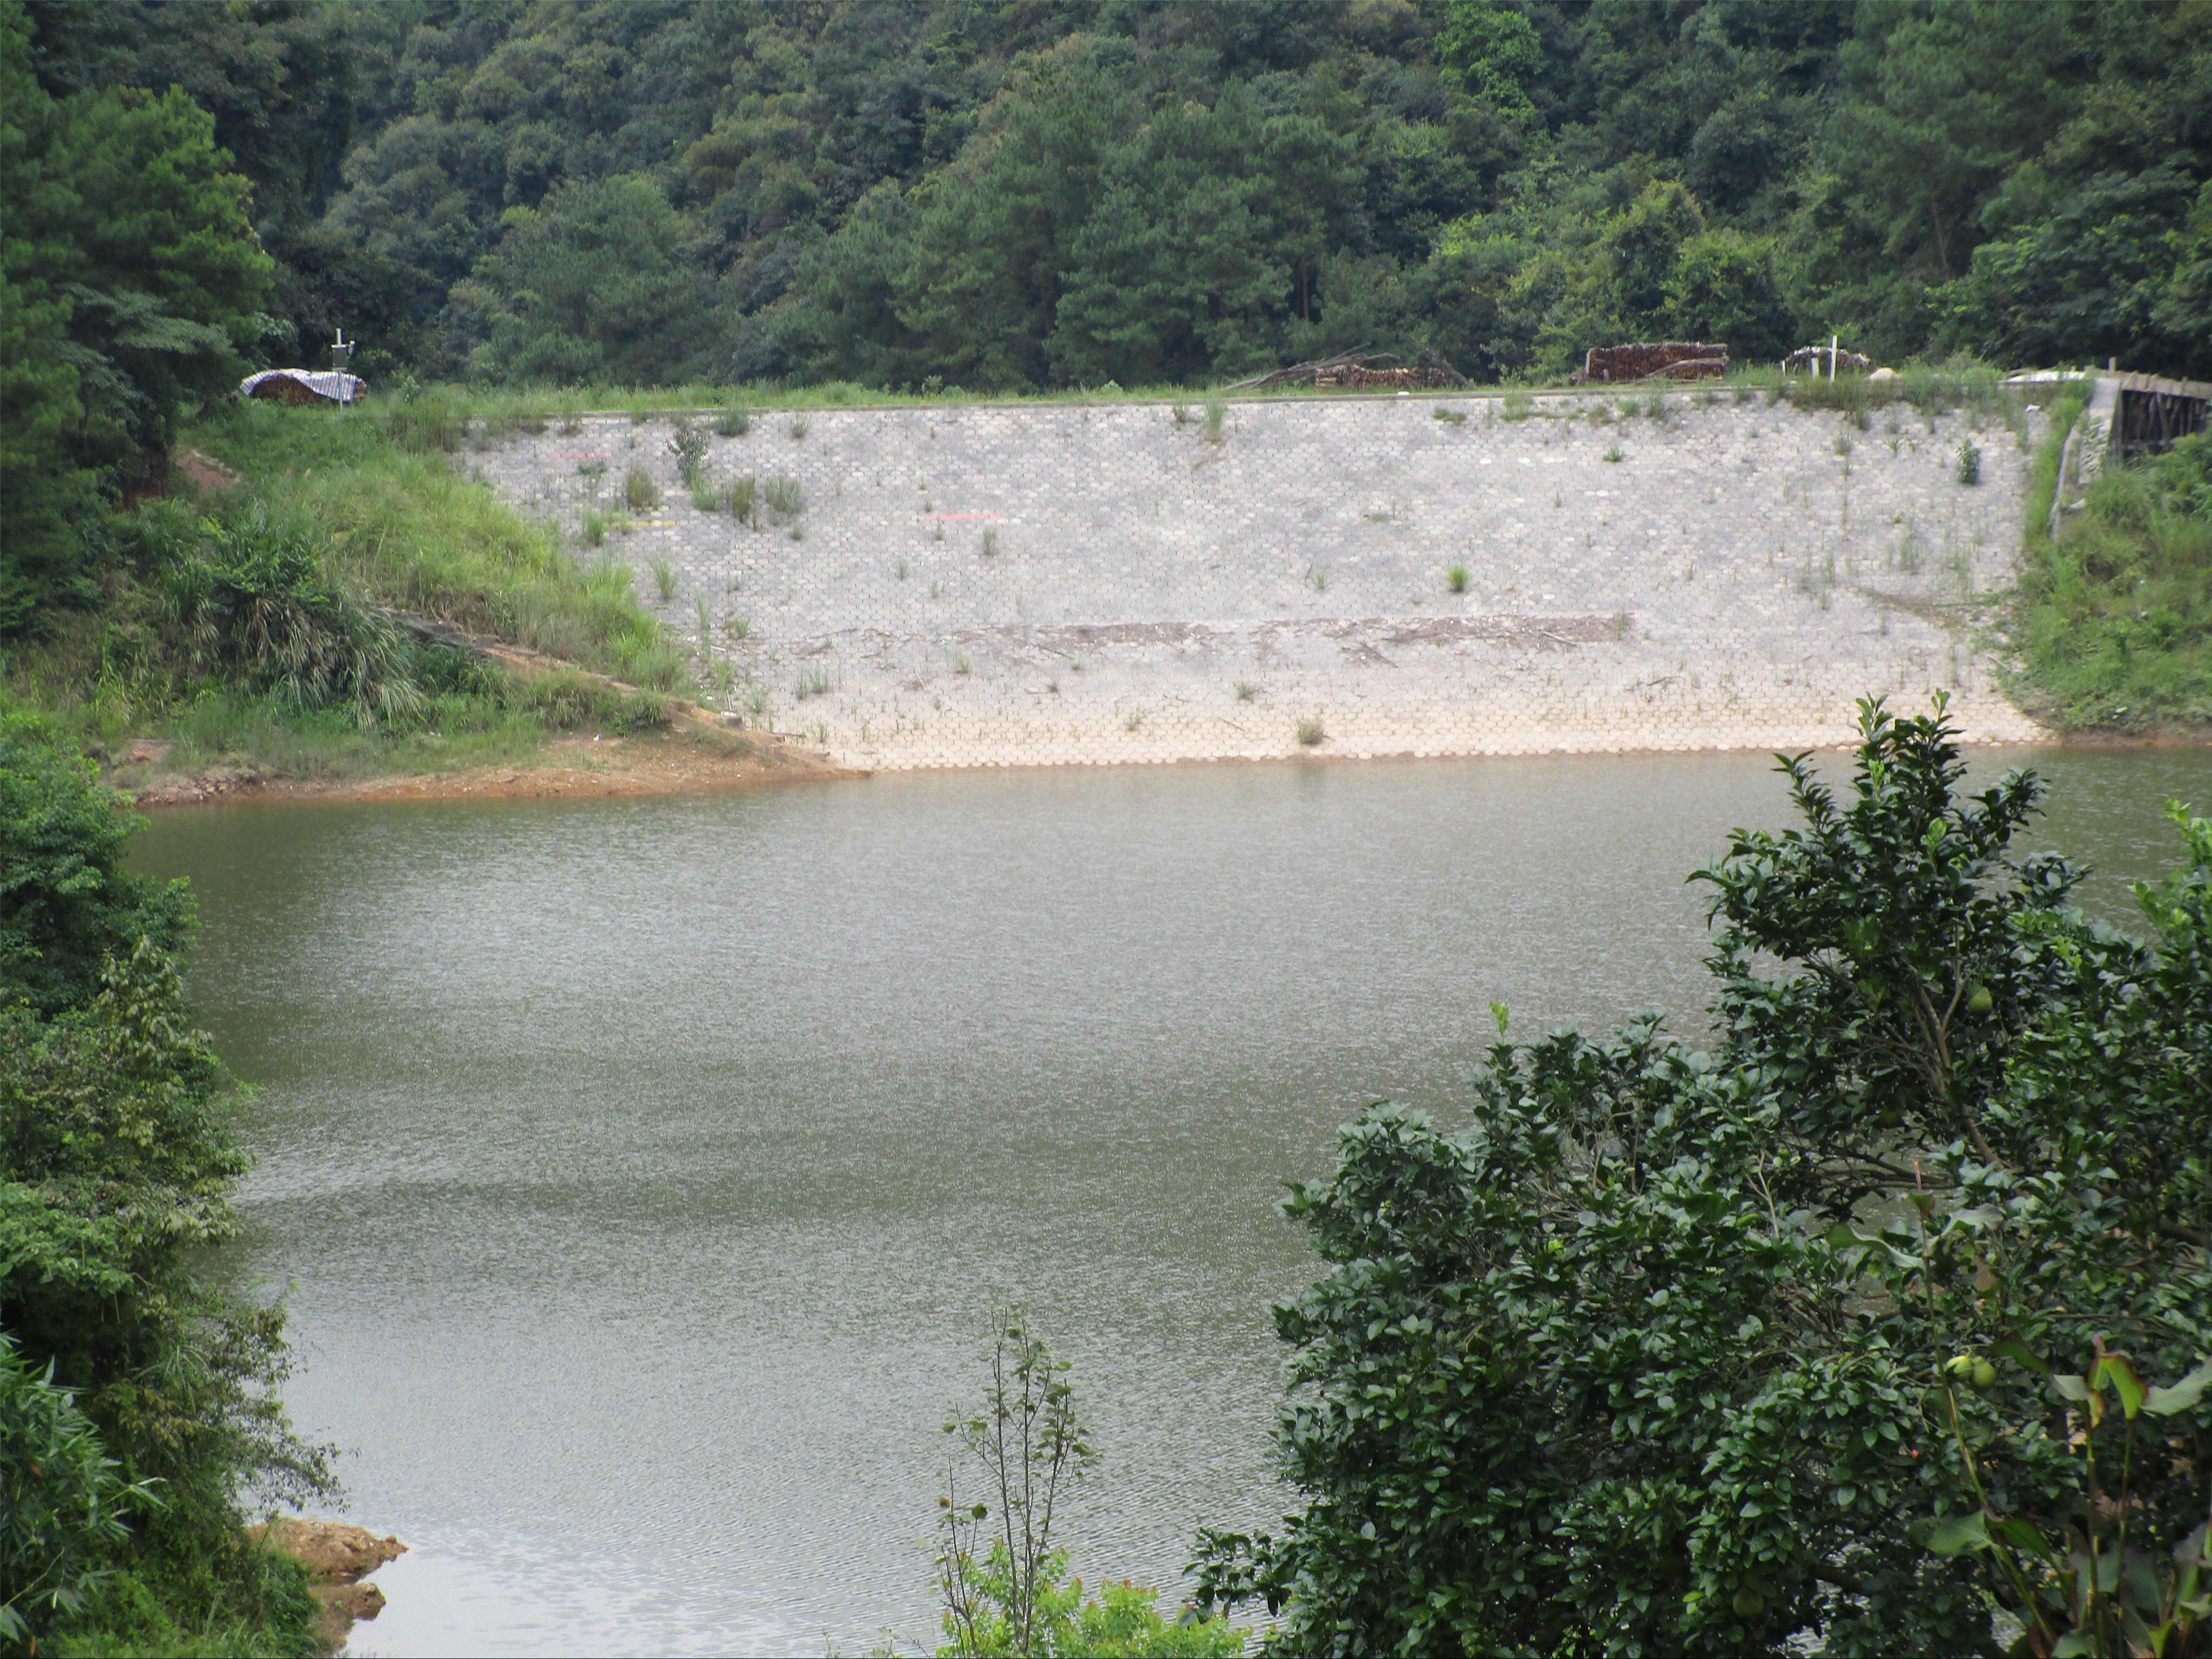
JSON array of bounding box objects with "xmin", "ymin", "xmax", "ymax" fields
[
  {"xmin": 763, "ymin": 474, "xmax": 805, "ymax": 521},
  {"xmin": 1296, "ymin": 714, "xmax": 1325, "ymax": 746},
  {"xmin": 714, "ymin": 407, "xmax": 751, "ymax": 437},
  {"xmin": 1603, "ymin": 444, "xmax": 1625, "ymax": 463},
  {"xmin": 668, "ymin": 420, "xmax": 710, "ymax": 482},
  {"xmin": 1307, "ymin": 565, "xmax": 1329, "ymax": 591},
  {"xmin": 1171, "ymin": 402, "xmax": 1192, "ymax": 426},
  {"xmin": 795, "ymin": 667, "xmax": 833, "ymax": 699},
  {"xmin": 1501, "ymin": 388, "xmax": 1535, "ymax": 422},
  {"xmin": 695, "ymin": 596, "xmax": 713, "ymax": 663},
  {"xmin": 1433, "ymin": 407, "xmax": 1467, "ymax": 426},
  {"xmin": 581, "ymin": 510, "xmax": 608, "ymax": 547},
  {"xmin": 1956, "ymin": 439, "xmax": 1982, "ymax": 485},
  {"xmin": 788, "ymin": 414, "xmax": 810, "ymax": 440},
  {"xmin": 896, "ymin": 558, "xmax": 909, "ymax": 580},
  {"xmin": 954, "ymin": 652, "xmax": 972, "ymax": 676},
  {"xmin": 1203, "ymin": 395, "xmax": 1225, "ymax": 444},
  {"xmin": 624, "ymin": 466, "xmax": 659, "ymax": 510},
  {"xmin": 982, "ymin": 528, "xmax": 998, "ymax": 557},
  {"xmin": 652, "ymin": 558, "xmax": 677, "ymax": 601},
  {"xmin": 726, "ymin": 474, "xmax": 758, "ymax": 526},
  {"xmin": 724, "ymin": 614, "xmax": 750, "ymax": 641},
  {"xmin": 1124, "ymin": 707, "xmax": 1145, "ymax": 731},
  {"xmin": 1447, "ymin": 564, "xmax": 1470, "ymax": 594},
  {"xmin": 1235, "ymin": 680, "xmax": 1258, "ymax": 702}
]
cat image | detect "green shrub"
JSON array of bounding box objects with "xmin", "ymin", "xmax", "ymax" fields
[
  {"xmin": 1196, "ymin": 703, "xmax": 2212, "ymax": 1655},
  {"xmin": 0, "ymin": 704, "xmax": 192, "ymax": 1016},
  {"xmin": 666, "ymin": 421, "xmax": 710, "ymax": 483},
  {"xmin": 1956, "ymin": 437, "xmax": 1982, "ymax": 484},
  {"xmin": 624, "ymin": 466, "xmax": 659, "ymax": 511}
]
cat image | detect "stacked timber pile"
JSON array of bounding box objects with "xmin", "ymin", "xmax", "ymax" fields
[
  {"xmin": 1228, "ymin": 351, "xmax": 1468, "ymax": 391},
  {"xmin": 1578, "ymin": 342, "xmax": 1729, "ymax": 383}
]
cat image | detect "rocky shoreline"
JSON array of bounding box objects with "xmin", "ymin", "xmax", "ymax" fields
[{"xmin": 249, "ymin": 1518, "xmax": 407, "ymax": 1651}]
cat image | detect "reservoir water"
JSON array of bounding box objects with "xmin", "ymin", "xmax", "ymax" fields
[{"xmin": 132, "ymin": 746, "xmax": 2208, "ymax": 1655}]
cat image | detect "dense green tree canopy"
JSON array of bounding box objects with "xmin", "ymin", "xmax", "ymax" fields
[
  {"xmin": 2, "ymin": 0, "xmax": 272, "ymax": 632},
  {"xmin": 14, "ymin": 0, "xmax": 2203, "ymax": 395}
]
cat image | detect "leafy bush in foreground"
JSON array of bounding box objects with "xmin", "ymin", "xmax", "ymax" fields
[{"xmin": 1198, "ymin": 700, "xmax": 2210, "ymax": 1656}]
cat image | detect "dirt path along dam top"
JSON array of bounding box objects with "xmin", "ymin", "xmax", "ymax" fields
[{"xmin": 477, "ymin": 391, "xmax": 2046, "ymax": 769}]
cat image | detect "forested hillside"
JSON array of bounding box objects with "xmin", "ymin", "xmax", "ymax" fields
[{"xmin": 16, "ymin": 0, "xmax": 2212, "ymax": 395}]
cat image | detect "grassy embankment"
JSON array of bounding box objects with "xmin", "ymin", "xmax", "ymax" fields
[
  {"xmin": 2014, "ymin": 388, "xmax": 2210, "ymax": 734},
  {"xmin": 3, "ymin": 399, "xmax": 703, "ymax": 788}
]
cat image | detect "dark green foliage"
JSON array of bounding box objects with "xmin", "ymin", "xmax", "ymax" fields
[
  {"xmin": 0, "ymin": 704, "xmax": 191, "ymax": 1017},
  {"xmin": 0, "ymin": 714, "xmax": 330, "ymax": 1657},
  {"xmin": 2021, "ymin": 431, "xmax": 2212, "ymax": 732},
  {"xmin": 0, "ymin": 0, "xmax": 272, "ymax": 635},
  {"xmin": 12, "ymin": 1, "xmax": 2210, "ymax": 402},
  {"xmin": 0, "ymin": 1331, "xmax": 136, "ymax": 1649},
  {"xmin": 1197, "ymin": 702, "xmax": 2211, "ymax": 1654}
]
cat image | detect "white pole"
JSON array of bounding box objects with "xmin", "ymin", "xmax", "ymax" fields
[{"xmin": 1830, "ymin": 333, "xmax": 1838, "ymax": 381}]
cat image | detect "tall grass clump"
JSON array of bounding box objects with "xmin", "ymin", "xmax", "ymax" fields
[
  {"xmin": 2017, "ymin": 429, "xmax": 2212, "ymax": 732},
  {"xmin": 714, "ymin": 407, "xmax": 751, "ymax": 437},
  {"xmin": 726, "ymin": 474, "xmax": 758, "ymax": 526},
  {"xmin": 763, "ymin": 474, "xmax": 805, "ymax": 522},
  {"xmin": 1203, "ymin": 395, "xmax": 1225, "ymax": 443},
  {"xmin": 651, "ymin": 558, "xmax": 677, "ymax": 601},
  {"xmin": 624, "ymin": 466, "xmax": 659, "ymax": 511}
]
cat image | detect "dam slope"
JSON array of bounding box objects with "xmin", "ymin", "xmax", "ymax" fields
[{"xmin": 480, "ymin": 391, "xmax": 2046, "ymax": 767}]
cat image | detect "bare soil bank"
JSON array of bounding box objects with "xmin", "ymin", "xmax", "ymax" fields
[{"xmin": 126, "ymin": 730, "xmax": 855, "ymax": 808}]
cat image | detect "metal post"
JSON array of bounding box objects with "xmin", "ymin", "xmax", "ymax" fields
[{"xmin": 332, "ymin": 329, "xmax": 354, "ymax": 410}]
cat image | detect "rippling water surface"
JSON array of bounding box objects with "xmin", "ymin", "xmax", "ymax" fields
[{"xmin": 132, "ymin": 746, "xmax": 2207, "ymax": 1655}]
